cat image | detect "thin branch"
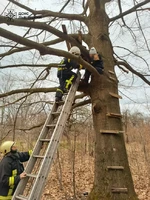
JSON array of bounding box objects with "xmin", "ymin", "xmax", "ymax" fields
[
  {"xmin": 0, "ymin": 94, "xmax": 30, "ymax": 108},
  {"xmin": 17, "ymin": 122, "xmax": 44, "ymax": 131},
  {"xmin": 1, "ymin": 1, "xmax": 11, "ymax": 15},
  {"xmin": 0, "ymin": 63, "xmax": 60, "ymax": 69},
  {"xmin": 21, "ymin": 100, "xmax": 53, "ymax": 107},
  {"xmin": 8, "ymin": 0, "xmax": 87, "ymax": 23},
  {"xmin": 82, "ymin": 0, "xmax": 89, "ymax": 15},
  {"xmin": 114, "ymin": 46, "xmax": 149, "ymax": 69},
  {"xmin": 0, "ymin": 87, "xmax": 57, "ymax": 98},
  {"xmin": 116, "ymin": 60, "xmax": 150, "ymax": 86},
  {"xmin": 12, "ymin": 67, "xmax": 50, "ymax": 139},
  {"xmin": 74, "ymin": 93, "xmax": 86, "ymax": 100},
  {"xmin": 0, "ymin": 17, "xmax": 84, "ymax": 49},
  {"xmin": 0, "ymin": 45, "xmax": 21, "ymax": 48},
  {"xmin": 72, "ymin": 99, "xmax": 91, "ymax": 109},
  {"xmin": 26, "ymin": 12, "xmax": 86, "ymax": 23},
  {"xmin": 117, "ymin": 0, "xmax": 126, "ymax": 25},
  {"xmin": 136, "ymin": 8, "xmax": 150, "ymax": 11},
  {"xmin": 26, "ymin": 0, "xmax": 72, "ymax": 44},
  {"xmin": 116, "ymin": 64, "xmax": 129, "ymax": 73},
  {"xmin": 0, "ymin": 130, "xmax": 12, "ymax": 142},
  {"xmin": 8, "ymin": 0, "xmax": 34, "ymax": 13},
  {"xmin": 5, "ymin": 27, "xmax": 32, "ymax": 60},
  {"xmin": 134, "ymin": 2, "xmax": 150, "ymax": 53},
  {"xmin": 110, "ymin": 0, "xmax": 150, "ymax": 22},
  {"xmin": 0, "ymin": 27, "xmax": 99, "ymax": 77},
  {"xmin": 60, "ymin": 0, "xmax": 71, "ymax": 11},
  {"xmin": 0, "ymin": 36, "xmax": 77, "ymax": 58}
]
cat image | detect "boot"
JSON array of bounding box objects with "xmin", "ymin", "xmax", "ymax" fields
[{"xmin": 55, "ymin": 96, "xmax": 62, "ymax": 102}]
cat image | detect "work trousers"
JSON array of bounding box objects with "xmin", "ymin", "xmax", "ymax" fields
[
  {"xmin": 55, "ymin": 70, "xmax": 77, "ymax": 100},
  {"xmin": 84, "ymin": 67, "xmax": 103, "ymax": 83}
]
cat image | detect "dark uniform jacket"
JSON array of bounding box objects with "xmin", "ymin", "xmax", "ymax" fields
[
  {"xmin": 57, "ymin": 57, "xmax": 82, "ymax": 77},
  {"xmin": 83, "ymin": 54, "xmax": 104, "ymax": 83},
  {"xmin": 0, "ymin": 151, "xmax": 31, "ymax": 199},
  {"xmin": 91, "ymin": 54, "xmax": 104, "ymax": 74}
]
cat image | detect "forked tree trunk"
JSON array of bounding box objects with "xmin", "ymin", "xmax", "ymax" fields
[{"xmin": 87, "ymin": 1, "xmax": 138, "ymax": 199}]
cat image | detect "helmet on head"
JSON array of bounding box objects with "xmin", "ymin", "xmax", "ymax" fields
[
  {"xmin": 89, "ymin": 47, "xmax": 97, "ymax": 55},
  {"xmin": 69, "ymin": 46, "xmax": 81, "ymax": 56},
  {"xmin": 0, "ymin": 141, "xmax": 15, "ymax": 154}
]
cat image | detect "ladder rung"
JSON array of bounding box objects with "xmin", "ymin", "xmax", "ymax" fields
[
  {"xmin": 100, "ymin": 130, "xmax": 124, "ymax": 134},
  {"xmin": 111, "ymin": 188, "xmax": 128, "ymax": 193},
  {"xmin": 16, "ymin": 195, "xmax": 28, "ymax": 200},
  {"xmin": 13, "ymin": 73, "xmax": 81, "ymax": 200},
  {"xmin": 46, "ymin": 124, "xmax": 56, "ymax": 128},
  {"xmin": 40, "ymin": 139, "xmax": 51, "ymax": 142},
  {"xmin": 27, "ymin": 173, "xmax": 37, "ymax": 178},
  {"xmin": 108, "ymin": 70, "xmax": 115, "ymax": 75},
  {"xmin": 106, "ymin": 113, "xmax": 122, "ymax": 118},
  {"xmin": 55, "ymin": 101, "xmax": 64, "ymax": 105},
  {"xmin": 33, "ymin": 155, "xmax": 45, "ymax": 159},
  {"xmin": 109, "ymin": 92, "xmax": 122, "ymax": 99},
  {"xmin": 107, "ymin": 166, "xmax": 124, "ymax": 170},
  {"xmin": 51, "ymin": 112, "xmax": 61, "ymax": 116},
  {"xmin": 109, "ymin": 77, "xmax": 118, "ymax": 82}
]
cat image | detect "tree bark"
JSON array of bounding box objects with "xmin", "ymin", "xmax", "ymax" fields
[{"xmin": 87, "ymin": 1, "xmax": 138, "ymax": 199}]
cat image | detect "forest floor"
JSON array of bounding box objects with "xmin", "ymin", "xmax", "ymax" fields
[
  {"xmin": 41, "ymin": 142, "xmax": 150, "ymax": 200},
  {"xmin": 0, "ymin": 140, "xmax": 149, "ymax": 199}
]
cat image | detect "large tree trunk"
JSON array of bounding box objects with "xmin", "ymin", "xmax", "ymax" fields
[{"xmin": 87, "ymin": 1, "xmax": 138, "ymax": 199}]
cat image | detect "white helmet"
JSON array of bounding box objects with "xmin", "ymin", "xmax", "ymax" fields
[
  {"xmin": 89, "ymin": 47, "xmax": 97, "ymax": 55},
  {"xmin": 0, "ymin": 141, "xmax": 15, "ymax": 154},
  {"xmin": 69, "ymin": 46, "xmax": 81, "ymax": 56}
]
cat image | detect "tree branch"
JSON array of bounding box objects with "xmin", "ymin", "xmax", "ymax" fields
[
  {"xmin": 116, "ymin": 60, "xmax": 150, "ymax": 86},
  {"xmin": 0, "ymin": 15, "xmax": 89, "ymax": 56},
  {"xmin": 114, "ymin": 46, "xmax": 149, "ymax": 68},
  {"xmin": 17, "ymin": 122, "xmax": 44, "ymax": 131},
  {"xmin": 116, "ymin": 64, "xmax": 129, "ymax": 73},
  {"xmin": 0, "ymin": 35, "xmax": 80, "ymax": 58},
  {"xmin": 74, "ymin": 93, "xmax": 86, "ymax": 100},
  {"xmin": 8, "ymin": 0, "xmax": 34, "ymax": 13},
  {"xmin": 0, "ymin": 94, "xmax": 30, "ymax": 107},
  {"xmin": 137, "ymin": 8, "xmax": 150, "ymax": 11},
  {"xmin": 0, "ymin": 87, "xmax": 57, "ymax": 98},
  {"xmin": 134, "ymin": 1, "xmax": 150, "ymax": 53},
  {"xmin": 110, "ymin": 0, "xmax": 150, "ymax": 22},
  {"xmin": 72, "ymin": 99, "xmax": 91, "ymax": 109},
  {"xmin": 117, "ymin": 0, "xmax": 126, "ymax": 25},
  {"xmin": 0, "ymin": 63, "xmax": 61, "ymax": 69},
  {"xmin": 82, "ymin": 0, "xmax": 89, "ymax": 15},
  {"xmin": 8, "ymin": 0, "xmax": 87, "ymax": 23},
  {"xmin": 0, "ymin": 27, "xmax": 99, "ymax": 77},
  {"xmin": 0, "ymin": 17, "xmax": 82, "ymax": 47}
]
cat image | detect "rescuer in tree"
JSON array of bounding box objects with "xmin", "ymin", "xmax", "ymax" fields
[
  {"xmin": 55, "ymin": 46, "xmax": 82, "ymax": 102},
  {"xmin": 0, "ymin": 141, "xmax": 32, "ymax": 200},
  {"xmin": 83, "ymin": 47, "xmax": 104, "ymax": 83}
]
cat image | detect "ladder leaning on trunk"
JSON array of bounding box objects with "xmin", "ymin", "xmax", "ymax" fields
[{"xmin": 12, "ymin": 72, "xmax": 81, "ymax": 200}]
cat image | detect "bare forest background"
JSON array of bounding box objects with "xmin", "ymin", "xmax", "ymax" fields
[
  {"xmin": 0, "ymin": 0, "xmax": 150, "ymax": 199},
  {"xmin": 1, "ymin": 100, "xmax": 150, "ymax": 200}
]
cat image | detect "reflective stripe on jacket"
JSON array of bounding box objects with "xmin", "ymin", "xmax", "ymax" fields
[
  {"xmin": 0, "ymin": 151, "xmax": 31, "ymax": 198},
  {"xmin": 58, "ymin": 58, "xmax": 81, "ymax": 71}
]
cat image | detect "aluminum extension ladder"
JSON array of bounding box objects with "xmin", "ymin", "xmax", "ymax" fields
[{"xmin": 12, "ymin": 72, "xmax": 81, "ymax": 200}]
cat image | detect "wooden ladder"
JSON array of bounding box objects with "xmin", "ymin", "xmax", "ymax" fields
[{"xmin": 12, "ymin": 73, "xmax": 81, "ymax": 200}]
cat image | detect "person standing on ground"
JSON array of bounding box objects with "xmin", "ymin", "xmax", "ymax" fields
[{"xmin": 0, "ymin": 141, "xmax": 32, "ymax": 200}]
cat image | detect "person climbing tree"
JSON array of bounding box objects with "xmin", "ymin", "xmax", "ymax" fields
[
  {"xmin": 0, "ymin": 141, "xmax": 32, "ymax": 200},
  {"xmin": 83, "ymin": 47, "xmax": 104, "ymax": 83},
  {"xmin": 55, "ymin": 46, "xmax": 82, "ymax": 102}
]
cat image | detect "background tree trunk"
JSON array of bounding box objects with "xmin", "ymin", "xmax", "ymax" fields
[{"xmin": 87, "ymin": 1, "xmax": 138, "ymax": 199}]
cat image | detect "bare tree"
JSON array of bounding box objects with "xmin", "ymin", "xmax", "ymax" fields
[{"xmin": 0, "ymin": 0, "xmax": 150, "ymax": 199}]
